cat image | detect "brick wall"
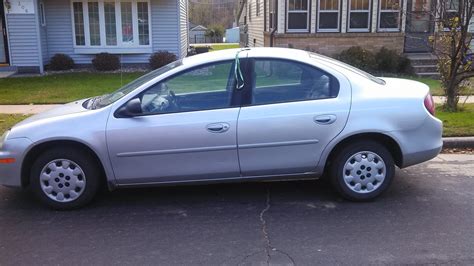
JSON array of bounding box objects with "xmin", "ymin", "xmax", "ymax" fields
[{"xmin": 264, "ymin": 32, "xmax": 405, "ymax": 56}]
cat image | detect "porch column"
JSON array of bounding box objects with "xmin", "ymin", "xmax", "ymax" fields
[
  {"xmin": 401, "ymin": 0, "xmax": 408, "ymax": 32},
  {"xmin": 371, "ymin": 0, "xmax": 378, "ymax": 32}
]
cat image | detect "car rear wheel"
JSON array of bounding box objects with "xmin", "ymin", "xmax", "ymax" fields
[
  {"xmin": 330, "ymin": 140, "xmax": 395, "ymax": 201},
  {"xmin": 30, "ymin": 148, "xmax": 101, "ymax": 210}
]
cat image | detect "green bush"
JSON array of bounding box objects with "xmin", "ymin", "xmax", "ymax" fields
[
  {"xmin": 397, "ymin": 54, "xmax": 415, "ymax": 75},
  {"xmin": 149, "ymin": 51, "xmax": 177, "ymax": 69},
  {"xmin": 375, "ymin": 47, "xmax": 400, "ymax": 73},
  {"xmin": 49, "ymin": 53, "xmax": 74, "ymax": 71},
  {"xmin": 337, "ymin": 46, "xmax": 376, "ymax": 72},
  {"xmin": 92, "ymin": 53, "xmax": 120, "ymax": 71}
]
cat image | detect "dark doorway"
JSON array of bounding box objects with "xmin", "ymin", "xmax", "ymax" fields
[
  {"xmin": 0, "ymin": 2, "xmax": 9, "ymax": 64},
  {"xmin": 404, "ymin": 0, "xmax": 436, "ymax": 53}
]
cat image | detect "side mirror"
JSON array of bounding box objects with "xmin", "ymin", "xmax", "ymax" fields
[{"xmin": 117, "ymin": 98, "xmax": 142, "ymax": 117}]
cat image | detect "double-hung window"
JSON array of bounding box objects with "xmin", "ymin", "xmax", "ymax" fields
[
  {"xmin": 287, "ymin": 0, "xmax": 310, "ymax": 32},
  {"xmin": 378, "ymin": 0, "xmax": 401, "ymax": 31},
  {"xmin": 348, "ymin": 0, "xmax": 371, "ymax": 32},
  {"xmin": 72, "ymin": 0, "xmax": 151, "ymax": 49},
  {"xmin": 318, "ymin": 0, "xmax": 340, "ymax": 32}
]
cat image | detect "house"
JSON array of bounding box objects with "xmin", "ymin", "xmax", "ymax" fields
[
  {"xmin": 237, "ymin": 0, "xmax": 474, "ymax": 56},
  {"xmin": 0, "ymin": 0, "xmax": 188, "ymax": 73},
  {"xmin": 189, "ymin": 22, "xmax": 207, "ymax": 43}
]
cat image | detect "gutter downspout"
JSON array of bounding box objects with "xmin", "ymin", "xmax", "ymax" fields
[
  {"xmin": 33, "ymin": 0, "xmax": 44, "ymax": 74},
  {"xmin": 269, "ymin": 0, "xmax": 278, "ymax": 47}
]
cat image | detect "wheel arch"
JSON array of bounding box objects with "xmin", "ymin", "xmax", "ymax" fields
[
  {"xmin": 21, "ymin": 139, "xmax": 109, "ymax": 188},
  {"xmin": 323, "ymin": 132, "xmax": 403, "ymax": 173}
]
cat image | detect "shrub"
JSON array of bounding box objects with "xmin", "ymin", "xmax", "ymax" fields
[
  {"xmin": 92, "ymin": 53, "xmax": 120, "ymax": 71},
  {"xmin": 375, "ymin": 47, "xmax": 400, "ymax": 73},
  {"xmin": 49, "ymin": 53, "xmax": 74, "ymax": 70},
  {"xmin": 337, "ymin": 46, "xmax": 376, "ymax": 72},
  {"xmin": 149, "ymin": 51, "xmax": 177, "ymax": 69},
  {"xmin": 397, "ymin": 54, "xmax": 415, "ymax": 75}
]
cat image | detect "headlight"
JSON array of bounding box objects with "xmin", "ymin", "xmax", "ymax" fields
[{"xmin": 0, "ymin": 130, "xmax": 10, "ymax": 150}]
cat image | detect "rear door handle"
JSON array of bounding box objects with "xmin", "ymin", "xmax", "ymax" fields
[
  {"xmin": 206, "ymin": 123, "xmax": 230, "ymax": 133},
  {"xmin": 314, "ymin": 115, "xmax": 337, "ymax": 125}
]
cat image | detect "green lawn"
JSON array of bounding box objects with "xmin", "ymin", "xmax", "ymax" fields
[
  {"xmin": 0, "ymin": 72, "xmax": 144, "ymax": 104},
  {"xmin": 210, "ymin": 44, "xmax": 240, "ymax": 51},
  {"xmin": 0, "ymin": 114, "xmax": 30, "ymax": 133},
  {"xmin": 436, "ymin": 103, "xmax": 474, "ymax": 137}
]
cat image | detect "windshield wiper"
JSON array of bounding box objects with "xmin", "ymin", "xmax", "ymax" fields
[{"xmin": 89, "ymin": 95, "xmax": 108, "ymax": 110}]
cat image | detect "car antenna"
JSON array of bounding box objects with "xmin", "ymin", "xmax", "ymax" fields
[{"xmin": 235, "ymin": 48, "xmax": 250, "ymax": 90}]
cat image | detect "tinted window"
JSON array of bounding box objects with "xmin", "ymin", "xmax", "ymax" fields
[
  {"xmin": 251, "ymin": 59, "xmax": 339, "ymax": 105},
  {"xmin": 140, "ymin": 61, "xmax": 235, "ymax": 115}
]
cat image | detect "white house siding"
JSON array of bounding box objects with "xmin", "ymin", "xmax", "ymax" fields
[
  {"xmin": 43, "ymin": 0, "xmax": 183, "ymax": 65},
  {"xmin": 4, "ymin": 14, "xmax": 40, "ymax": 68},
  {"xmin": 246, "ymin": 0, "xmax": 265, "ymax": 46},
  {"xmin": 40, "ymin": 22, "xmax": 48, "ymax": 65},
  {"xmin": 179, "ymin": 0, "xmax": 188, "ymax": 57}
]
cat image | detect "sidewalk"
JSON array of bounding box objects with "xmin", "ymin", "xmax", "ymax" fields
[
  {"xmin": 0, "ymin": 104, "xmax": 61, "ymax": 114},
  {"xmin": 433, "ymin": 96, "xmax": 473, "ymax": 104}
]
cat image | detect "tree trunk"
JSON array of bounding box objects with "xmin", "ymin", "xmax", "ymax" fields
[{"xmin": 445, "ymin": 81, "xmax": 459, "ymax": 112}]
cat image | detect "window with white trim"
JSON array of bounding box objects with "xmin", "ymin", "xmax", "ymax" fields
[
  {"xmin": 443, "ymin": 0, "xmax": 459, "ymax": 30},
  {"xmin": 348, "ymin": 0, "xmax": 371, "ymax": 32},
  {"xmin": 72, "ymin": 0, "xmax": 151, "ymax": 48},
  {"xmin": 287, "ymin": 0, "xmax": 310, "ymax": 32},
  {"xmin": 318, "ymin": 0, "xmax": 340, "ymax": 32},
  {"xmin": 378, "ymin": 0, "xmax": 401, "ymax": 31}
]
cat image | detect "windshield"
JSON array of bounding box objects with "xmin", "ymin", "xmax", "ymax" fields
[
  {"xmin": 308, "ymin": 53, "xmax": 386, "ymax": 85},
  {"xmin": 91, "ymin": 60, "xmax": 183, "ymax": 109}
]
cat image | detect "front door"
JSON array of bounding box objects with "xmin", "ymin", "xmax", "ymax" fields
[
  {"xmin": 405, "ymin": 0, "xmax": 435, "ymax": 53},
  {"xmin": 237, "ymin": 58, "xmax": 351, "ymax": 176},
  {"xmin": 0, "ymin": 2, "xmax": 9, "ymax": 64},
  {"xmin": 107, "ymin": 60, "xmax": 241, "ymax": 184}
]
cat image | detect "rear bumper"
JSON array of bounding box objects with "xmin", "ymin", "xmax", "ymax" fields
[
  {"xmin": 392, "ymin": 115, "xmax": 443, "ymax": 168},
  {"xmin": 0, "ymin": 138, "xmax": 31, "ymax": 187}
]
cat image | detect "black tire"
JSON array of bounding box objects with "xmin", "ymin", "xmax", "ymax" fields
[
  {"xmin": 329, "ymin": 140, "xmax": 395, "ymax": 201},
  {"xmin": 30, "ymin": 147, "xmax": 101, "ymax": 210}
]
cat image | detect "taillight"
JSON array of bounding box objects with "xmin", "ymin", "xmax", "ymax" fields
[{"xmin": 424, "ymin": 94, "xmax": 435, "ymax": 116}]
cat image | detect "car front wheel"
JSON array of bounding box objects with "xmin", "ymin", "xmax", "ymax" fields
[
  {"xmin": 30, "ymin": 147, "xmax": 101, "ymax": 210},
  {"xmin": 330, "ymin": 140, "xmax": 395, "ymax": 201}
]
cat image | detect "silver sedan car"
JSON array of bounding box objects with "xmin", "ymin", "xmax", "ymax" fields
[{"xmin": 0, "ymin": 48, "xmax": 442, "ymax": 209}]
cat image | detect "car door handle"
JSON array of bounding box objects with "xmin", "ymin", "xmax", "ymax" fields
[
  {"xmin": 206, "ymin": 123, "xmax": 230, "ymax": 133},
  {"xmin": 314, "ymin": 115, "xmax": 337, "ymax": 125}
]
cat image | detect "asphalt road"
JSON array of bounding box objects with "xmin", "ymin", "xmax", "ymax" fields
[{"xmin": 1, "ymin": 154, "xmax": 473, "ymax": 265}]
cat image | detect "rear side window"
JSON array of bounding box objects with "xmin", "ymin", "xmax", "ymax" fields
[{"xmin": 251, "ymin": 59, "xmax": 339, "ymax": 105}]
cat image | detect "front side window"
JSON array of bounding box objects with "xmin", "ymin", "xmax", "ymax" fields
[
  {"xmin": 72, "ymin": 0, "xmax": 150, "ymax": 48},
  {"xmin": 140, "ymin": 61, "xmax": 236, "ymax": 115},
  {"xmin": 378, "ymin": 0, "xmax": 401, "ymax": 31},
  {"xmin": 287, "ymin": 0, "xmax": 310, "ymax": 32},
  {"xmin": 348, "ymin": 0, "xmax": 371, "ymax": 32},
  {"xmin": 318, "ymin": 0, "xmax": 340, "ymax": 32},
  {"xmin": 252, "ymin": 59, "xmax": 339, "ymax": 105}
]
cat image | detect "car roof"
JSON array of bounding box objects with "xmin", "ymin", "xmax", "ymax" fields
[{"xmin": 182, "ymin": 47, "xmax": 311, "ymax": 67}]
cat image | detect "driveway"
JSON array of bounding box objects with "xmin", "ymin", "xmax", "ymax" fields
[{"xmin": 0, "ymin": 154, "xmax": 473, "ymax": 265}]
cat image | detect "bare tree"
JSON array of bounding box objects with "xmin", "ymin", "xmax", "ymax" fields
[{"xmin": 431, "ymin": 0, "xmax": 473, "ymax": 111}]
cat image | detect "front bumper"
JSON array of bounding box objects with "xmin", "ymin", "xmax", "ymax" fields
[{"xmin": 0, "ymin": 138, "xmax": 32, "ymax": 187}]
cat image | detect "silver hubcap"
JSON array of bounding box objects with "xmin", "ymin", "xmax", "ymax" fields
[
  {"xmin": 343, "ymin": 151, "xmax": 386, "ymax": 194},
  {"xmin": 39, "ymin": 159, "xmax": 86, "ymax": 203}
]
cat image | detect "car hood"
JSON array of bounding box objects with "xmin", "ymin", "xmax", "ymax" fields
[{"xmin": 14, "ymin": 99, "xmax": 90, "ymax": 128}]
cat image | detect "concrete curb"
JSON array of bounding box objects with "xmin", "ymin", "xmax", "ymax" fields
[{"xmin": 443, "ymin": 137, "xmax": 474, "ymax": 149}]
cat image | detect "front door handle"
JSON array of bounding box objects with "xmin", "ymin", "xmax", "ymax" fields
[
  {"xmin": 314, "ymin": 114, "xmax": 337, "ymax": 125},
  {"xmin": 206, "ymin": 123, "xmax": 230, "ymax": 133}
]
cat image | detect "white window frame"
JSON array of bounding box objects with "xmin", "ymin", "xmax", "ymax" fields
[
  {"xmin": 378, "ymin": 0, "xmax": 401, "ymax": 32},
  {"xmin": 317, "ymin": 0, "xmax": 341, "ymax": 32},
  {"xmin": 70, "ymin": 0, "xmax": 152, "ymax": 52},
  {"xmin": 286, "ymin": 0, "xmax": 310, "ymax": 32},
  {"xmin": 39, "ymin": 2, "xmax": 46, "ymax": 26},
  {"xmin": 443, "ymin": 0, "xmax": 460, "ymax": 31},
  {"xmin": 347, "ymin": 0, "xmax": 371, "ymax": 32}
]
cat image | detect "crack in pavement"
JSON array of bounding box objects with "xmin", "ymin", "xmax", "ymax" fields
[{"xmin": 259, "ymin": 187, "xmax": 296, "ymax": 266}]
